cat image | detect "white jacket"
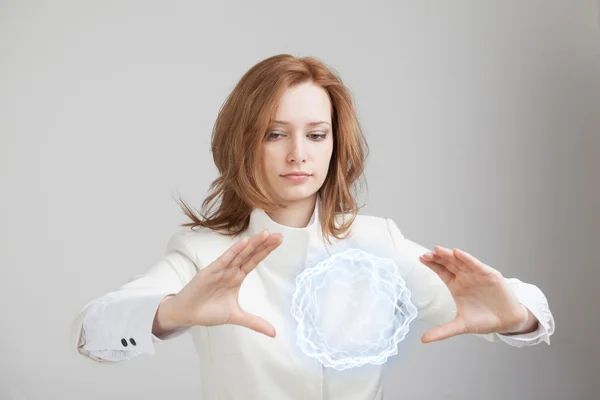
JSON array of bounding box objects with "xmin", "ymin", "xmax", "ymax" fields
[{"xmin": 70, "ymin": 197, "xmax": 555, "ymax": 399}]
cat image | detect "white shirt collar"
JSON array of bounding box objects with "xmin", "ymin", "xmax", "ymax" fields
[
  {"xmin": 247, "ymin": 195, "xmax": 324, "ymax": 280},
  {"xmin": 248, "ymin": 195, "xmax": 321, "ymax": 238}
]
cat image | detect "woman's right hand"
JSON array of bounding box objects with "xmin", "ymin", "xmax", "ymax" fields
[{"xmin": 156, "ymin": 230, "xmax": 283, "ymax": 338}]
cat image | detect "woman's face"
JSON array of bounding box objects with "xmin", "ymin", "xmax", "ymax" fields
[{"xmin": 261, "ymin": 82, "xmax": 334, "ymax": 206}]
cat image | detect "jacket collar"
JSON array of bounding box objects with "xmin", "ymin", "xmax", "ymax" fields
[
  {"xmin": 248, "ymin": 195, "xmax": 320, "ymax": 237},
  {"xmin": 247, "ymin": 195, "xmax": 325, "ymax": 280}
]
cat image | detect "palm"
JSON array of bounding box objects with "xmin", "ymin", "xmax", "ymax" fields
[
  {"xmin": 418, "ymin": 246, "xmax": 527, "ymax": 343},
  {"xmin": 191, "ymin": 266, "xmax": 247, "ymax": 326},
  {"xmin": 174, "ymin": 231, "xmax": 283, "ymax": 337}
]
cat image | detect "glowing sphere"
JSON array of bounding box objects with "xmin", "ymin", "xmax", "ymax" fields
[{"xmin": 290, "ymin": 248, "xmax": 418, "ymax": 370}]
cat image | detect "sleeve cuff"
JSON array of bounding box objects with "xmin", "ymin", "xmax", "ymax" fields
[
  {"xmin": 151, "ymin": 326, "xmax": 191, "ymax": 342},
  {"xmin": 82, "ymin": 292, "xmax": 183, "ymax": 356},
  {"xmin": 495, "ymin": 279, "xmax": 555, "ymax": 347}
]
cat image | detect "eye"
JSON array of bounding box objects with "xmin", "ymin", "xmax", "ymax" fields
[
  {"xmin": 267, "ymin": 132, "xmax": 285, "ymax": 140},
  {"xmin": 308, "ymin": 132, "xmax": 327, "ymax": 141}
]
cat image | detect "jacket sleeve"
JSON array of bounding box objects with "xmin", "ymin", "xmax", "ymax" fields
[
  {"xmin": 70, "ymin": 231, "xmax": 199, "ymax": 363},
  {"xmin": 386, "ymin": 219, "xmax": 555, "ymax": 346}
]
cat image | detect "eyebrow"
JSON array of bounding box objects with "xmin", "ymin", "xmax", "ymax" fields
[{"xmin": 270, "ymin": 120, "xmax": 331, "ymax": 127}]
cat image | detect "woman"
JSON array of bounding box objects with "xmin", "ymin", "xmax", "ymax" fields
[{"xmin": 71, "ymin": 54, "xmax": 555, "ymax": 399}]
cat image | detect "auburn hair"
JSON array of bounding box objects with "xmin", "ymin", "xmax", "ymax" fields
[{"xmin": 174, "ymin": 54, "xmax": 369, "ymax": 245}]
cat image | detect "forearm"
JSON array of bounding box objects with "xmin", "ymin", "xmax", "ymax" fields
[{"xmin": 152, "ymin": 294, "xmax": 187, "ymax": 338}]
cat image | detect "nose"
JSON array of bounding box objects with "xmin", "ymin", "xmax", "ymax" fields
[{"xmin": 287, "ymin": 135, "xmax": 307, "ymax": 164}]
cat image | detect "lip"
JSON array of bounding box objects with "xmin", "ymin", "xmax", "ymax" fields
[
  {"xmin": 281, "ymin": 172, "xmax": 312, "ymax": 182},
  {"xmin": 282, "ymin": 172, "xmax": 311, "ymax": 177}
]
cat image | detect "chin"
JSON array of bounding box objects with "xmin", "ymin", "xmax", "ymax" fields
[{"xmin": 273, "ymin": 187, "xmax": 318, "ymax": 204}]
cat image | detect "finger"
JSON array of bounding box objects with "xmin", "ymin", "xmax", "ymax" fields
[
  {"xmin": 421, "ymin": 318, "xmax": 467, "ymax": 343},
  {"xmin": 241, "ymin": 234, "xmax": 282, "ymax": 274},
  {"xmin": 448, "ymin": 248, "xmax": 473, "ymax": 272},
  {"xmin": 237, "ymin": 233, "xmax": 281, "ymax": 269},
  {"xmin": 418, "ymin": 255, "xmax": 454, "ymax": 284},
  {"xmin": 242, "ymin": 234, "xmax": 283, "ymax": 274},
  {"xmin": 453, "ymin": 248, "xmax": 494, "ymax": 275},
  {"xmin": 228, "ymin": 230, "xmax": 270, "ymax": 269},
  {"xmin": 235, "ymin": 311, "xmax": 277, "ymax": 338},
  {"xmin": 213, "ymin": 237, "xmax": 250, "ymax": 269},
  {"xmin": 432, "ymin": 246, "xmax": 464, "ymax": 274}
]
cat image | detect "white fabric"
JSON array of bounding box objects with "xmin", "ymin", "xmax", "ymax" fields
[{"xmin": 71, "ymin": 196, "xmax": 555, "ymax": 398}]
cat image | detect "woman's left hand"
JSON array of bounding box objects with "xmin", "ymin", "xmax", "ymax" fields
[{"xmin": 418, "ymin": 246, "xmax": 531, "ymax": 343}]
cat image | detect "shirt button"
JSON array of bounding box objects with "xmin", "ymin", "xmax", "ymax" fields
[
  {"xmin": 129, "ymin": 338, "xmax": 137, "ymax": 346},
  {"xmin": 121, "ymin": 338, "xmax": 128, "ymax": 347}
]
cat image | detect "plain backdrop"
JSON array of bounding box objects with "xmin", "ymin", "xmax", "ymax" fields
[{"xmin": 1, "ymin": 1, "xmax": 599, "ymax": 399}]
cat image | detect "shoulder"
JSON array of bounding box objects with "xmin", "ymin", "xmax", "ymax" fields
[
  {"xmin": 336, "ymin": 212, "xmax": 403, "ymax": 236},
  {"xmin": 338, "ymin": 214, "xmax": 427, "ymax": 268},
  {"xmin": 335, "ymin": 212, "xmax": 406, "ymax": 247},
  {"xmin": 164, "ymin": 226, "xmax": 236, "ymax": 266}
]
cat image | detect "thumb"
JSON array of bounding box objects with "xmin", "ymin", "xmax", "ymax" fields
[
  {"xmin": 234, "ymin": 310, "xmax": 277, "ymax": 338},
  {"xmin": 421, "ymin": 318, "xmax": 467, "ymax": 344}
]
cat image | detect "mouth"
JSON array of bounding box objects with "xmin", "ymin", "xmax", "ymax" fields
[
  {"xmin": 281, "ymin": 173, "xmax": 312, "ymax": 182},
  {"xmin": 282, "ymin": 173, "xmax": 311, "ymax": 177}
]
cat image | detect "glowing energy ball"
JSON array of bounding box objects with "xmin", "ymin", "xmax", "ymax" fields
[{"xmin": 290, "ymin": 248, "xmax": 418, "ymax": 371}]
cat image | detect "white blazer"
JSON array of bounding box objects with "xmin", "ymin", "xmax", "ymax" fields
[{"xmin": 71, "ymin": 196, "xmax": 555, "ymax": 399}]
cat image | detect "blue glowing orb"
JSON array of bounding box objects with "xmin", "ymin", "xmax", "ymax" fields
[{"xmin": 290, "ymin": 248, "xmax": 417, "ymax": 370}]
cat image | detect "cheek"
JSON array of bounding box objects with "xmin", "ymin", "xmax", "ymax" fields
[
  {"xmin": 318, "ymin": 145, "xmax": 334, "ymax": 169},
  {"xmin": 261, "ymin": 148, "xmax": 281, "ymax": 176}
]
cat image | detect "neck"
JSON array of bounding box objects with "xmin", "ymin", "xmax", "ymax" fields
[{"xmin": 266, "ymin": 195, "xmax": 317, "ymax": 228}]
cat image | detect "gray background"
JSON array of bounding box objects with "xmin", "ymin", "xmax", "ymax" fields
[{"xmin": 1, "ymin": 0, "xmax": 599, "ymax": 399}]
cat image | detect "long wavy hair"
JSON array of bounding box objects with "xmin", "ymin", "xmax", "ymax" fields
[{"xmin": 174, "ymin": 54, "xmax": 369, "ymax": 245}]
